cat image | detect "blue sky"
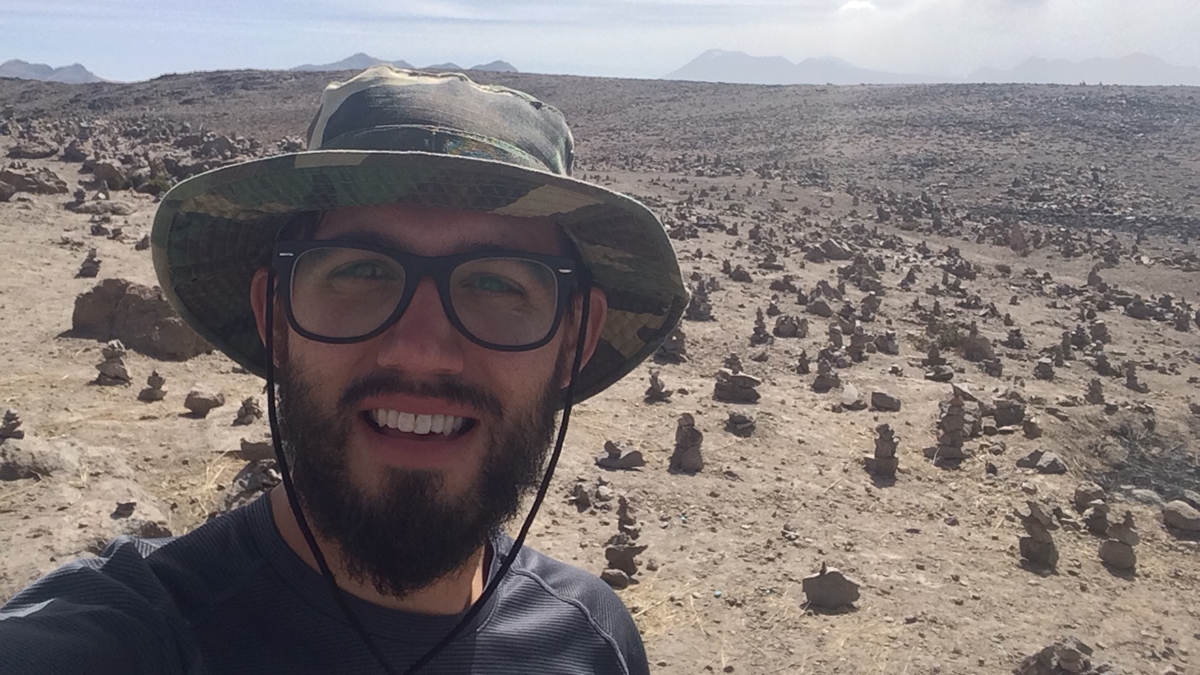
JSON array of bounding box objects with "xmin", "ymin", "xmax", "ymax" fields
[{"xmin": 2, "ymin": 0, "xmax": 1198, "ymax": 81}]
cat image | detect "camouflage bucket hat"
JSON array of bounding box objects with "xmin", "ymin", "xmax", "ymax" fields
[{"xmin": 151, "ymin": 65, "xmax": 686, "ymax": 403}]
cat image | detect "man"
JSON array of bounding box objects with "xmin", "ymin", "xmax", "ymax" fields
[{"xmin": 0, "ymin": 66, "xmax": 686, "ymax": 674}]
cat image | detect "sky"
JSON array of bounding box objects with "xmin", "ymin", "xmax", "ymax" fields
[{"xmin": 2, "ymin": 0, "xmax": 1199, "ymax": 82}]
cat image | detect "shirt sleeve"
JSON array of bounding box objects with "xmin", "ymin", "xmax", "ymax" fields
[{"xmin": 0, "ymin": 541, "xmax": 191, "ymax": 675}]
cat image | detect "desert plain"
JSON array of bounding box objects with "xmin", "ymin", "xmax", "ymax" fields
[{"xmin": 1, "ymin": 70, "xmax": 1200, "ymax": 674}]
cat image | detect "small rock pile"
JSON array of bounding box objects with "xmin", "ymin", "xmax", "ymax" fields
[
  {"xmin": 1034, "ymin": 357, "xmax": 1055, "ymax": 381},
  {"xmin": 601, "ymin": 498, "xmax": 648, "ymax": 590},
  {"xmin": 713, "ymin": 367, "xmax": 761, "ymax": 403},
  {"xmin": 1123, "ymin": 362, "xmax": 1148, "ymax": 393},
  {"xmin": 1014, "ymin": 636, "xmax": 1116, "ymax": 675},
  {"xmin": 643, "ymin": 370, "xmax": 672, "ymax": 403},
  {"xmin": 655, "ymin": 327, "xmax": 688, "ymax": 363},
  {"xmin": 930, "ymin": 394, "xmax": 969, "ymax": 461},
  {"xmin": 0, "ymin": 409, "xmax": 24, "ymax": 440},
  {"xmin": 95, "ymin": 340, "xmax": 132, "ymax": 386},
  {"xmin": 669, "ymin": 413, "xmax": 704, "ymax": 473},
  {"xmin": 137, "ymin": 370, "xmax": 167, "ymax": 401},
  {"xmin": 724, "ymin": 411, "xmax": 755, "ymax": 437},
  {"xmin": 864, "ymin": 423, "xmax": 898, "ymax": 478},
  {"xmin": 596, "ymin": 440, "xmax": 645, "ymax": 471},
  {"xmin": 1098, "ymin": 511, "xmax": 1138, "ymax": 572},
  {"xmin": 76, "ymin": 248, "xmax": 101, "ymax": 278},
  {"xmin": 1017, "ymin": 500, "xmax": 1059, "ymax": 569},
  {"xmin": 232, "ymin": 397, "xmax": 263, "ymax": 425},
  {"xmin": 811, "ymin": 358, "xmax": 840, "ymax": 393}
]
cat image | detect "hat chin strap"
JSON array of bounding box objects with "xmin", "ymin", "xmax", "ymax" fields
[{"xmin": 263, "ymin": 267, "xmax": 590, "ymax": 675}]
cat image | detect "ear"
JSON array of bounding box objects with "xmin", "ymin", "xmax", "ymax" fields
[
  {"xmin": 249, "ymin": 267, "xmax": 278, "ymax": 362},
  {"xmin": 560, "ymin": 286, "xmax": 608, "ymax": 388}
]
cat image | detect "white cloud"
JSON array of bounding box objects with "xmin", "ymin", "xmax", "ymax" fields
[{"xmin": 838, "ymin": 0, "xmax": 878, "ymax": 11}]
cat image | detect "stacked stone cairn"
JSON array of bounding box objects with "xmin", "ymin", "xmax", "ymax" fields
[
  {"xmin": 685, "ymin": 282, "xmax": 713, "ymax": 321},
  {"xmin": 1098, "ymin": 511, "xmax": 1139, "ymax": 572},
  {"xmin": 713, "ymin": 367, "xmax": 761, "ymax": 403},
  {"xmin": 0, "ymin": 409, "xmax": 24, "ymax": 439},
  {"xmin": 1085, "ymin": 378, "xmax": 1105, "ymax": 405},
  {"xmin": 95, "ymin": 340, "xmax": 132, "ymax": 386},
  {"xmin": 811, "ymin": 358, "xmax": 840, "ymax": 393},
  {"xmin": 864, "ymin": 423, "xmax": 899, "ymax": 478},
  {"xmin": 930, "ymin": 394, "xmax": 969, "ymax": 461},
  {"xmin": 233, "ymin": 396, "xmax": 263, "ymax": 425},
  {"xmin": 655, "ymin": 327, "xmax": 688, "ymax": 363},
  {"xmin": 1124, "ymin": 362, "xmax": 1149, "ymax": 393},
  {"xmin": 600, "ymin": 499, "xmax": 648, "ymax": 586},
  {"xmin": 922, "ymin": 346, "xmax": 954, "ymax": 382},
  {"xmin": 1017, "ymin": 500, "xmax": 1060, "ymax": 568},
  {"xmin": 724, "ymin": 411, "xmax": 755, "ymax": 437},
  {"xmin": 669, "ymin": 413, "xmax": 704, "ymax": 474},
  {"xmin": 749, "ymin": 308, "xmax": 772, "ymax": 346},
  {"xmin": 772, "ymin": 314, "xmax": 806, "ymax": 338},
  {"xmin": 76, "ymin": 248, "xmax": 101, "ymax": 278},
  {"xmin": 1033, "ymin": 357, "xmax": 1055, "ymax": 381},
  {"xmin": 874, "ymin": 329, "xmax": 899, "ymax": 355},
  {"xmin": 137, "ymin": 370, "xmax": 167, "ymax": 401},
  {"xmin": 795, "ymin": 350, "xmax": 811, "ymax": 375},
  {"xmin": 1073, "ymin": 481, "xmax": 1110, "ymax": 536}
]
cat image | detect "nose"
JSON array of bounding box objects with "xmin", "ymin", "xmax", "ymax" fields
[{"xmin": 373, "ymin": 277, "xmax": 465, "ymax": 375}]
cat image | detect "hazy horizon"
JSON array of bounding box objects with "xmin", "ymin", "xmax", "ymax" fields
[{"xmin": 4, "ymin": 0, "xmax": 1199, "ymax": 83}]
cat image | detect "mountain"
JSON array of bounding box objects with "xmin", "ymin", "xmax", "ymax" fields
[
  {"xmin": 291, "ymin": 53, "xmax": 414, "ymax": 72},
  {"xmin": 291, "ymin": 54, "xmax": 517, "ymax": 73},
  {"xmin": 971, "ymin": 54, "xmax": 1200, "ymax": 86},
  {"xmin": 663, "ymin": 49, "xmax": 937, "ymax": 85},
  {"xmin": 470, "ymin": 60, "xmax": 517, "ymax": 73},
  {"xmin": 0, "ymin": 59, "xmax": 103, "ymax": 84}
]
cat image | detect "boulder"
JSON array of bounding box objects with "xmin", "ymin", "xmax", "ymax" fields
[
  {"xmin": 184, "ymin": 385, "xmax": 226, "ymax": 418},
  {"xmin": 870, "ymin": 391, "xmax": 902, "ymax": 412},
  {"xmin": 72, "ymin": 278, "xmax": 211, "ymax": 360},
  {"xmin": 1162, "ymin": 500, "xmax": 1200, "ymax": 532},
  {"xmin": 7, "ymin": 141, "xmax": 59, "ymax": 159},
  {"xmin": 801, "ymin": 563, "xmax": 860, "ymax": 609},
  {"xmin": 0, "ymin": 437, "xmax": 80, "ymax": 481}
]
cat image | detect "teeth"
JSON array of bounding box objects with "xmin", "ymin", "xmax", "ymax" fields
[{"xmin": 372, "ymin": 409, "xmax": 468, "ymax": 436}]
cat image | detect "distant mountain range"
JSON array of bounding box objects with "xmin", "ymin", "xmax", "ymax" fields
[
  {"xmin": 665, "ymin": 50, "xmax": 1200, "ymax": 86},
  {"xmin": 0, "ymin": 59, "xmax": 104, "ymax": 84},
  {"xmin": 291, "ymin": 53, "xmax": 517, "ymax": 73}
]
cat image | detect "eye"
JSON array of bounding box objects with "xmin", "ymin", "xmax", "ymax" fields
[
  {"xmin": 330, "ymin": 260, "xmax": 394, "ymax": 280},
  {"xmin": 465, "ymin": 274, "xmax": 525, "ymax": 296}
]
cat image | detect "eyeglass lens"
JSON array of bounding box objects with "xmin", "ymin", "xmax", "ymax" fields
[{"xmin": 289, "ymin": 246, "xmax": 562, "ymax": 347}]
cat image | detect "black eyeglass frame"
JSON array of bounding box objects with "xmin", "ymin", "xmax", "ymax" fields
[{"xmin": 272, "ymin": 240, "xmax": 585, "ymax": 352}]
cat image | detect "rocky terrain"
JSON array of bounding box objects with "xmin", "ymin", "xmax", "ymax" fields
[{"xmin": 1, "ymin": 70, "xmax": 1199, "ymax": 674}]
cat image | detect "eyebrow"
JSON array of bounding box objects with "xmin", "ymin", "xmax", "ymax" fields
[{"xmin": 321, "ymin": 230, "xmax": 513, "ymax": 255}]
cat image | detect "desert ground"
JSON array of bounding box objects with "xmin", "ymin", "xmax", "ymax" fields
[{"xmin": 1, "ymin": 70, "xmax": 1199, "ymax": 674}]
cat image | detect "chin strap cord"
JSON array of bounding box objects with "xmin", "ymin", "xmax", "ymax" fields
[
  {"xmin": 264, "ymin": 267, "xmax": 591, "ymax": 675},
  {"xmin": 265, "ymin": 268, "xmax": 401, "ymax": 675}
]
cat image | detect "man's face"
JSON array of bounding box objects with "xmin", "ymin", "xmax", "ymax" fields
[{"xmin": 255, "ymin": 203, "xmax": 601, "ymax": 598}]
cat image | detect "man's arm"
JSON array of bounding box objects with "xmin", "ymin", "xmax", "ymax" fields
[{"xmin": 0, "ymin": 542, "xmax": 190, "ymax": 675}]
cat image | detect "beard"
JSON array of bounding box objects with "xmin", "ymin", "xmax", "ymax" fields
[{"xmin": 275, "ymin": 348, "xmax": 564, "ymax": 599}]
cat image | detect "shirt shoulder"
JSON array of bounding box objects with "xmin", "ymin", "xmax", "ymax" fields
[
  {"xmin": 0, "ymin": 499, "xmax": 269, "ymax": 675},
  {"xmin": 493, "ymin": 540, "xmax": 650, "ymax": 675}
]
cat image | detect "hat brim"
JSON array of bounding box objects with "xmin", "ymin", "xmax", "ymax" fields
[{"xmin": 151, "ymin": 150, "xmax": 686, "ymax": 404}]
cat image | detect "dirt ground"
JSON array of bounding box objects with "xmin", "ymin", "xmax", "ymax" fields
[{"xmin": 1, "ymin": 71, "xmax": 1199, "ymax": 674}]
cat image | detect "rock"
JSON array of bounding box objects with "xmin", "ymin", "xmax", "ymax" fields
[
  {"xmin": 93, "ymin": 159, "xmax": 129, "ymax": 190},
  {"xmin": 1014, "ymin": 637, "xmax": 1099, "ymax": 675},
  {"xmin": 600, "ymin": 568, "xmax": 630, "ymax": 590},
  {"xmin": 0, "ymin": 180, "xmax": 15, "ymax": 202},
  {"xmin": 713, "ymin": 368, "xmax": 761, "ymax": 403},
  {"xmin": 1181, "ymin": 489, "xmax": 1200, "ymax": 510},
  {"xmin": 184, "ymin": 385, "xmax": 225, "ymax": 418},
  {"xmin": 0, "ymin": 164, "xmax": 67, "ymax": 194},
  {"xmin": 0, "ymin": 436, "xmax": 80, "ymax": 481},
  {"xmin": 1073, "ymin": 482, "xmax": 1106, "ymax": 511},
  {"xmin": 72, "ymin": 278, "xmax": 212, "ymax": 360},
  {"xmin": 1098, "ymin": 540, "xmax": 1137, "ymax": 571},
  {"xmin": 993, "ymin": 399, "xmax": 1026, "ymax": 427},
  {"xmin": 1016, "ymin": 449, "xmax": 1066, "ymax": 474},
  {"xmin": 772, "ymin": 314, "xmax": 806, "ymax": 338},
  {"xmin": 238, "ymin": 433, "xmax": 275, "ymax": 462},
  {"xmin": 962, "ymin": 332, "xmax": 996, "ymax": 362},
  {"xmin": 643, "ymin": 370, "xmax": 672, "ymax": 403},
  {"xmin": 724, "ymin": 411, "xmax": 755, "ymax": 437},
  {"xmin": 597, "ymin": 440, "xmax": 646, "ymax": 470},
  {"xmin": 807, "ymin": 299, "xmax": 833, "ymax": 318},
  {"xmin": 6, "ymin": 141, "xmax": 58, "ymax": 159},
  {"xmin": 838, "ymin": 384, "xmax": 866, "ymax": 411},
  {"xmin": 217, "ymin": 459, "xmax": 281, "ymax": 514},
  {"xmin": 670, "ymin": 413, "xmax": 704, "ymax": 474},
  {"xmin": 801, "ymin": 563, "xmax": 860, "ymax": 609},
  {"xmin": 870, "ymin": 391, "xmax": 902, "ymax": 412},
  {"xmin": 1162, "ymin": 500, "xmax": 1200, "ymax": 532},
  {"xmin": 1127, "ymin": 488, "xmax": 1163, "ymax": 506}
]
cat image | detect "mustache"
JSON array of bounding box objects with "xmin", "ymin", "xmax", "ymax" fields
[{"xmin": 338, "ymin": 370, "xmax": 504, "ymax": 418}]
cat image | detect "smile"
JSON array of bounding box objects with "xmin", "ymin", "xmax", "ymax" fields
[{"xmin": 367, "ymin": 409, "xmax": 474, "ymax": 438}]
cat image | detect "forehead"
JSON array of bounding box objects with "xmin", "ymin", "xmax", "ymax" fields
[{"xmin": 312, "ymin": 203, "xmax": 568, "ymax": 257}]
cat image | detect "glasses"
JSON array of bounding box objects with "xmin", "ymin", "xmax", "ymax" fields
[{"xmin": 272, "ymin": 241, "xmax": 582, "ymax": 352}]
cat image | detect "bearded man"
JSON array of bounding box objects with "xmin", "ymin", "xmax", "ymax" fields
[{"xmin": 0, "ymin": 66, "xmax": 686, "ymax": 675}]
